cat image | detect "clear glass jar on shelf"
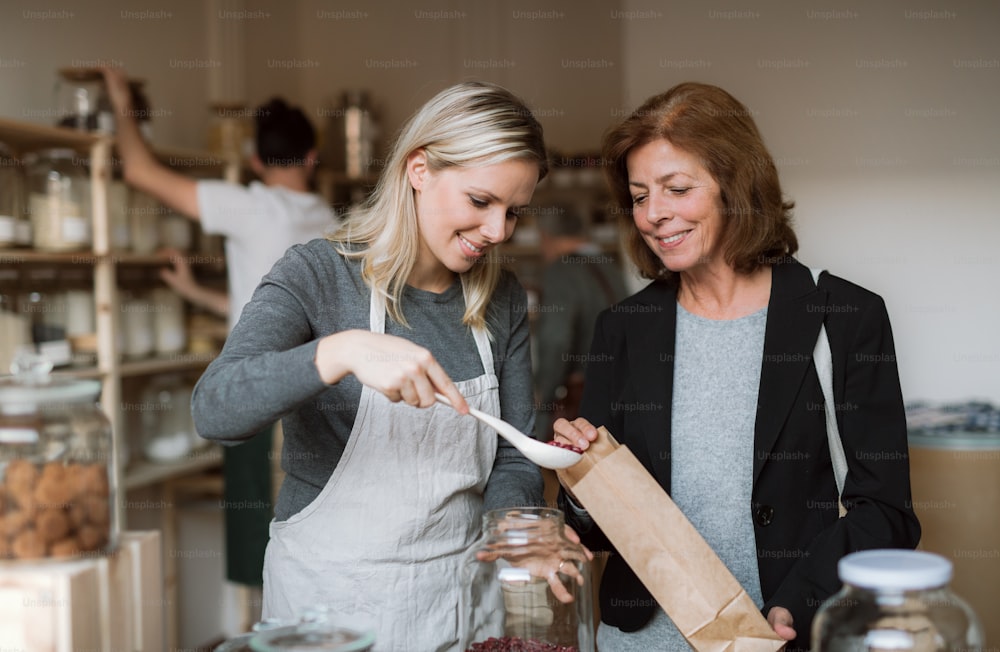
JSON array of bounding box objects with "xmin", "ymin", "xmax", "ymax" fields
[
  {"xmin": 812, "ymin": 549, "xmax": 983, "ymax": 652},
  {"xmin": 127, "ymin": 188, "xmax": 161, "ymax": 255},
  {"xmin": 160, "ymin": 211, "xmax": 192, "ymax": 251},
  {"xmin": 0, "ymin": 353, "xmax": 117, "ymax": 561},
  {"xmin": 119, "ymin": 287, "xmax": 154, "ymax": 360},
  {"xmin": 25, "ymin": 148, "xmax": 91, "ymax": 252},
  {"xmin": 139, "ymin": 374, "xmax": 195, "ymax": 463},
  {"xmin": 151, "ymin": 286, "xmax": 186, "ymax": 356},
  {"xmin": 17, "ymin": 267, "xmax": 73, "ymax": 369},
  {"xmin": 208, "ymin": 102, "xmax": 254, "ymax": 162},
  {"xmin": 108, "ymin": 180, "xmax": 131, "ymax": 251},
  {"xmin": 460, "ymin": 507, "xmax": 594, "ymax": 652},
  {"xmin": 54, "ymin": 67, "xmax": 113, "ymax": 133},
  {"xmin": 0, "ymin": 142, "xmax": 28, "ymax": 248},
  {"xmin": 0, "ymin": 273, "xmax": 33, "ymax": 374}
]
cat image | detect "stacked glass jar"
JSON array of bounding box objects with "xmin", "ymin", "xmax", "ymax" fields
[{"xmin": 0, "ymin": 353, "xmax": 117, "ymax": 560}]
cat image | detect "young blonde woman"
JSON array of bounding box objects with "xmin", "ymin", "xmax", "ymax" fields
[{"xmin": 192, "ymin": 81, "xmax": 549, "ymax": 649}]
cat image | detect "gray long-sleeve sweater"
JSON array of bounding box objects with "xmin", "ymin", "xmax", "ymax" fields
[{"xmin": 192, "ymin": 238, "xmax": 544, "ymax": 520}]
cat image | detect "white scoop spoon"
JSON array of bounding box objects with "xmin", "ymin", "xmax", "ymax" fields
[{"xmin": 434, "ymin": 393, "xmax": 582, "ymax": 470}]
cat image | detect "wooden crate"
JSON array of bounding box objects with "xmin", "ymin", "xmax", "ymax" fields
[{"xmin": 0, "ymin": 530, "xmax": 163, "ymax": 652}]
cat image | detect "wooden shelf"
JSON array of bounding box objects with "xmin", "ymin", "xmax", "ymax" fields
[
  {"xmin": 119, "ymin": 352, "xmax": 217, "ymax": 377},
  {"xmin": 0, "ymin": 248, "xmax": 101, "ymax": 264},
  {"xmin": 0, "ymin": 117, "xmax": 103, "ymax": 155},
  {"xmin": 124, "ymin": 445, "xmax": 223, "ymax": 491}
]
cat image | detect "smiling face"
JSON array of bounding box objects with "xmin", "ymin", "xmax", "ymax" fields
[
  {"xmin": 627, "ymin": 138, "xmax": 727, "ymax": 277},
  {"xmin": 407, "ymin": 151, "xmax": 539, "ymax": 290}
]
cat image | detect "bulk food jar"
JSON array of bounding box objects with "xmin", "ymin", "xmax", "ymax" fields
[
  {"xmin": 460, "ymin": 508, "xmax": 594, "ymax": 652},
  {"xmin": 0, "ymin": 354, "xmax": 117, "ymax": 561},
  {"xmin": 0, "ymin": 142, "xmax": 28, "ymax": 248},
  {"xmin": 25, "ymin": 148, "xmax": 91, "ymax": 252},
  {"xmin": 812, "ymin": 549, "xmax": 983, "ymax": 652}
]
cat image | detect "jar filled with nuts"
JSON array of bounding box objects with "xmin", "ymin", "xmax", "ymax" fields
[{"xmin": 0, "ymin": 352, "xmax": 116, "ymax": 561}]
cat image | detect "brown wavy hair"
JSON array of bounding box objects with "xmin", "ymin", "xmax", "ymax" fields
[{"xmin": 603, "ymin": 82, "xmax": 797, "ymax": 281}]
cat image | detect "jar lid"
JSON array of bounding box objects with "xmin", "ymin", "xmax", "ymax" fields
[
  {"xmin": 0, "ymin": 353, "xmax": 101, "ymax": 413},
  {"xmin": 838, "ymin": 549, "xmax": 952, "ymax": 591},
  {"xmin": 249, "ymin": 624, "xmax": 375, "ymax": 652}
]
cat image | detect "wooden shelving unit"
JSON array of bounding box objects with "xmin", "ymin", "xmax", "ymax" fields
[{"xmin": 0, "ymin": 117, "xmax": 234, "ymax": 513}]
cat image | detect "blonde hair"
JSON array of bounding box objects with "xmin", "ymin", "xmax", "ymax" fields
[{"xmin": 330, "ymin": 81, "xmax": 547, "ymax": 329}]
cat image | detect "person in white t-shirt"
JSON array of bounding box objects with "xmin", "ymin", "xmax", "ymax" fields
[{"xmin": 102, "ymin": 67, "xmax": 337, "ymax": 630}]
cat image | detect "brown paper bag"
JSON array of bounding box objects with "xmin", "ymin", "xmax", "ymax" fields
[{"xmin": 557, "ymin": 427, "xmax": 786, "ymax": 651}]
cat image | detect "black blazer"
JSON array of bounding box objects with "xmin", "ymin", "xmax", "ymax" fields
[{"xmin": 560, "ymin": 259, "xmax": 921, "ymax": 651}]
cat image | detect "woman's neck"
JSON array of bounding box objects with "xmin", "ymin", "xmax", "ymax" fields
[
  {"xmin": 677, "ymin": 265, "xmax": 772, "ymax": 320},
  {"xmin": 407, "ymin": 258, "xmax": 457, "ymax": 294}
]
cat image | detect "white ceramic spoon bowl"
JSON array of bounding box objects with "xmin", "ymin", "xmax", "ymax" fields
[{"xmin": 434, "ymin": 393, "xmax": 582, "ymax": 470}]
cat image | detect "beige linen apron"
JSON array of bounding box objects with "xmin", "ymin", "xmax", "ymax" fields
[{"xmin": 262, "ymin": 291, "xmax": 499, "ymax": 652}]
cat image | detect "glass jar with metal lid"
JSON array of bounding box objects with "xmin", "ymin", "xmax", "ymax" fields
[
  {"xmin": 812, "ymin": 549, "xmax": 983, "ymax": 651},
  {"xmin": 0, "ymin": 353, "xmax": 117, "ymax": 561},
  {"xmin": 25, "ymin": 148, "xmax": 91, "ymax": 252}
]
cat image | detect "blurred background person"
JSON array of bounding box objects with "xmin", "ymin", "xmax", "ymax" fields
[
  {"xmin": 102, "ymin": 67, "xmax": 338, "ymax": 632},
  {"xmin": 533, "ymin": 203, "xmax": 628, "ymax": 442}
]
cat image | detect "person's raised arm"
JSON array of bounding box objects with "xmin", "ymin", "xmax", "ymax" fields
[
  {"xmin": 102, "ymin": 67, "xmax": 201, "ymax": 220},
  {"xmin": 158, "ymin": 248, "xmax": 229, "ymax": 318}
]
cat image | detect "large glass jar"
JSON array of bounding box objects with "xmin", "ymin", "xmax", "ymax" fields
[
  {"xmin": 460, "ymin": 508, "xmax": 594, "ymax": 652},
  {"xmin": 813, "ymin": 549, "xmax": 983, "ymax": 651},
  {"xmin": 0, "ymin": 142, "xmax": 28, "ymax": 248},
  {"xmin": 25, "ymin": 148, "xmax": 91, "ymax": 252},
  {"xmin": 0, "ymin": 354, "xmax": 117, "ymax": 560}
]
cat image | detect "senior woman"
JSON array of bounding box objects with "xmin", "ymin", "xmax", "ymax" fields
[{"xmin": 553, "ymin": 82, "xmax": 920, "ymax": 651}]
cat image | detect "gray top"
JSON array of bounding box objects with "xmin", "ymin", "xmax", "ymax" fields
[
  {"xmin": 192, "ymin": 238, "xmax": 544, "ymax": 520},
  {"xmin": 596, "ymin": 303, "xmax": 767, "ymax": 651}
]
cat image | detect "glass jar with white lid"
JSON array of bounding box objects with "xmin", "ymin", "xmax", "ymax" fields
[{"xmin": 812, "ymin": 549, "xmax": 983, "ymax": 651}]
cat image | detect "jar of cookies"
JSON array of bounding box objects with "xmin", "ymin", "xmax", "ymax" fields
[{"xmin": 0, "ymin": 352, "xmax": 116, "ymax": 561}]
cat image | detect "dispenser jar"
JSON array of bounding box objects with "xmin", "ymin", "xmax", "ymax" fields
[
  {"xmin": 812, "ymin": 549, "xmax": 983, "ymax": 651},
  {"xmin": 460, "ymin": 508, "xmax": 594, "ymax": 652},
  {"xmin": 0, "ymin": 354, "xmax": 117, "ymax": 560}
]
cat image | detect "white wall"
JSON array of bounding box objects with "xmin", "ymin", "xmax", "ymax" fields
[
  {"xmin": 0, "ymin": 0, "xmax": 221, "ymax": 149},
  {"xmin": 266, "ymin": 0, "xmax": 624, "ymax": 155},
  {"xmin": 620, "ymin": 0, "xmax": 1000, "ymax": 403}
]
